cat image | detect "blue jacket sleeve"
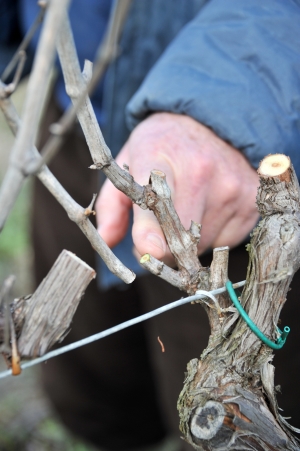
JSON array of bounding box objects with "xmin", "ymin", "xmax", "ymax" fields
[{"xmin": 126, "ymin": 0, "xmax": 300, "ymax": 175}]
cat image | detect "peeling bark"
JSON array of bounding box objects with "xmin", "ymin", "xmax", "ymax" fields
[{"xmin": 178, "ymin": 154, "xmax": 300, "ymax": 450}]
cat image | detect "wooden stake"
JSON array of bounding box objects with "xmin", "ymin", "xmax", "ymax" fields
[{"xmin": 0, "ymin": 250, "xmax": 96, "ymax": 359}]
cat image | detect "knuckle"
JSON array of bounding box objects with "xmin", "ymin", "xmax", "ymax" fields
[
  {"xmin": 192, "ymin": 155, "xmax": 214, "ymax": 184},
  {"xmin": 223, "ymin": 176, "xmax": 240, "ymax": 200}
]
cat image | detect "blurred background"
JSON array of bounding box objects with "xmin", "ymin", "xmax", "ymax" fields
[{"xmin": 0, "ymin": 78, "xmax": 97, "ymax": 451}]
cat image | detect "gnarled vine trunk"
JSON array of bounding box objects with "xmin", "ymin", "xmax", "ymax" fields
[{"xmin": 178, "ymin": 154, "xmax": 300, "ymax": 450}]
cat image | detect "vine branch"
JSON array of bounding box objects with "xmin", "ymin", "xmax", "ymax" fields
[
  {"xmin": 0, "ymin": 0, "xmax": 71, "ymax": 232},
  {"xmin": 0, "ymin": 86, "xmax": 134, "ymax": 283}
]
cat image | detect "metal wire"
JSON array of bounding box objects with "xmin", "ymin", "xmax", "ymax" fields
[{"xmin": 0, "ymin": 280, "xmax": 246, "ymax": 380}]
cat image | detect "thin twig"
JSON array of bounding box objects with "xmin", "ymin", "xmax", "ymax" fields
[
  {"xmin": 0, "ymin": 280, "xmax": 245, "ymax": 380},
  {"xmin": 10, "ymin": 313, "xmax": 21, "ymax": 375},
  {"xmin": 84, "ymin": 193, "xmax": 97, "ymax": 217},
  {"xmin": 0, "ymin": 0, "xmax": 71, "ymax": 232},
  {"xmin": 1, "ymin": 6, "xmax": 46, "ymax": 82},
  {"xmin": 0, "ymin": 87, "xmax": 135, "ymax": 284},
  {"xmin": 139, "ymin": 254, "xmax": 186, "ymax": 290},
  {"xmin": 53, "ymin": 17, "xmax": 207, "ymax": 293},
  {"xmin": 2, "ymin": 51, "xmax": 27, "ymax": 97},
  {"xmin": 0, "ymin": 276, "xmax": 15, "ymax": 308},
  {"xmin": 0, "ymin": 276, "xmax": 16, "ymax": 354},
  {"xmin": 26, "ymin": 0, "xmax": 132, "ymax": 174},
  {"xmin": 205, "ymin": 246, "xmax": 230, "ymax": 335},
  {"xmin": 146, "ymin": 170, "xmax": 204, "ymax": 289}
]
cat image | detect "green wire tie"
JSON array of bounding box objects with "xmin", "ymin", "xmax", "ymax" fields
[{"xmin": 226, "ymin": 280, "xmax": 290, "ymax": 350}]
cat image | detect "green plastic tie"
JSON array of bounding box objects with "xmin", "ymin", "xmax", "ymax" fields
[{"xmin": 226, "ymin": 280, "xmax": 290, "ymax": 350}]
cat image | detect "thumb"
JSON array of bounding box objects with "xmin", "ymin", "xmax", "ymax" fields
[
  {"xmin": 130, "ymin": 163, "xmax": 175, "ymax": 260},
  {"xmin": 96, "ymin": 179, "xmax": 132, "ymax": 248},
  {"xmin": 132, "ymin": 204, "xmax": 167, "ymax": 260}
]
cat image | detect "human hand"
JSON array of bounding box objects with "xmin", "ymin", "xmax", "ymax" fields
[{"xmin": 96, "ymin": 113, "xmax": 259, "ymax": 263}]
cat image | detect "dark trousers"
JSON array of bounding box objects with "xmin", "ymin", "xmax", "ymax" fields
[{"xmin": 32, "ymin": 99, "xmax": 300, "ymax": 450}]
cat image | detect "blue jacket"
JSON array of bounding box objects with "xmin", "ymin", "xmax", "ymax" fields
[{"xmin": 126, "ymin": 0, "xmax": 300, "ymax": 175}]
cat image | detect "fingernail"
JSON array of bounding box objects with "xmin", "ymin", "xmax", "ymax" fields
[{"xmin": 146, "ymin": 233, "xmax": 166, "ymax": 252}]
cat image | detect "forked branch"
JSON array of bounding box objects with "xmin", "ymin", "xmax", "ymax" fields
[
  {"xmin": 0, "ymin": 86, "xmax": 134, "ymax": 283},
  {"xmin": 55, "ymin": 15, "xmax": 209, "ymax": 294}
]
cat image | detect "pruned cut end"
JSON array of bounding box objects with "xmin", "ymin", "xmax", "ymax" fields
[
  {"xmin": 258, "ymin": 154, "xmax": 290, "ymax": 178},
  {"xmin": 140, "ymin": 254, "xmax": 150, "ymax": 264},
  {"xmin": 151, "ymin": 169, "xmax": 166, "ymax": 177}
]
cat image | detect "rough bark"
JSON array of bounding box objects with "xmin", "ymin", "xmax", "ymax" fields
[
  {"xmin": 0, "ymin": 4, "xmax": 298, "ymax": 445},
  {"xmin": 0, "ymin": 250, "xmax": 96, "ymax": 360},
  {"xmin": 144, "ymin": 170, "xmax": 209, "ymax": 293},
  {"xmin": 178, "ymin": 154, "xmax": 300, "ymax": 450}
]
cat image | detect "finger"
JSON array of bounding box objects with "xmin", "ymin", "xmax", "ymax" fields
[
  {"xmin": 173, "ymin": 179, "xmax": 207, "ymax": 231},
  {"xmin": 127, "ymin": 131, "xmax": 176, "ymax": 187},
  {"xmin": 129, "ymin": 151, "xmax": 176, "ymax": 260},
  {"xmin": 170, "ymin": 153, "xmax": 214, "ymax": 231},
  {"xmin": 132, "ymin": 204, "xmax": 167, "ymax": 259},
  {"xmin": 211, "ymin": 209, "xmax": 259, "ymax": 251},
  {"xmin": 96, "ymin": 180, "xmax": 132, "ymax": 248}
]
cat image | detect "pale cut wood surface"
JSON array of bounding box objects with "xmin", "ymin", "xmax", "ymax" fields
[
  {"xmin": 16, "ymin": 250, "xmax": 96, "ymax": 358},
  {"xmin": 259, "ymin": 154, "xmax": 290, "ymax": 177}
]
